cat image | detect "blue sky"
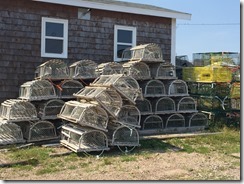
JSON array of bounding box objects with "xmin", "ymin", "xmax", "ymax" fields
[{"xmin": 121, "ymin": 0, "xmax": 240, "ymax": 61}]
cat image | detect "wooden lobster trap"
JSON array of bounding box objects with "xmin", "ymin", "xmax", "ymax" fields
[
  {"xmin": 19, "ymin": 80, "xmax": 57, "ymax": 101},
  {"xmin": 141, "ymin": 80, "xmax": 166, "ymax": 97},
  {"xmin": 129, "ymin": 43, "xmax": 164, "ymax": 63},
  {"xmin": 165, "ymin": 79, "xmax": 189, "ymax": 96},
  {"xmin": 61, "ymin": 124, "xmax": 109, "ymax": 154},
  {"xmin": 55, "ymin": 80, "xmax": 84, "ymax": 99},
  {"xmin": 141, "ymin": 115, "xmax": 163, "ymax": 130},
  {"xmin": 122, "ymin": 61, "xmax": 151, "ymax": 80},
  {"xmin": 165, "ymin": 113, "xmax": 185, "ymax": 129},
  {"xmin": 230, "ymin": 82, "xmax": 240, "ymax": 99},
  {"xmin": 187, "ymin": 113, "xmax": 208, "ymax": 128},
  {"xmin": 37, "ymin": 99, "xmax": 65, "ymax": 120},
  {"xmin": 116, "ymin": 105, "xmax": 141, "ymax": 128},
  {"xmin": 150, "ymin": 63, "xmax": 177, "ymax": 80},
  {"xmin": 107, "ymin": 121, "xmax": 140, "ymax": 153},
  {"xmin": 230, "ymin": 98, "xmax": 240, "ymax": 110},
  {"xmin": 96, "ymin": 62, "xmax": 123, "ymax": 75},
  {"xmin": 58, "ymin": 101, "xmax": 108, "ymax": 132},
  {"xmin": 90, "ymin": 74, "xmax": 143, "ymax": 104},
  {"xmin": 16, "ymin": 120, "xmax": 58, "ymax": 142},
  {"xmin": 0, "ymin": 121, "xmax": 25, "ymax": 145},
  {"xmin": 153, "ymin": 97, "xmax": 176, "ymax": 115},
  {"xmin": 0, "ymin": 99, "xmax": 38, "ymax": 122},
  {"xmin": 176, "ymin": 97, "xmax": 197, "ymax": 113},
  {"xmin": 69, "ymin": 60, "xmax": 98, "ymax": 80},
  {"xmin": 136, "ymin": 99, "xmax": 153, "ymax": 115},
  {"xmin": 35, "ymin": 59, "xmax": 70, "ymax": 80},
  {"xmin": 74, "ymin": 87, "xmax": 123, "ymax": 118}
]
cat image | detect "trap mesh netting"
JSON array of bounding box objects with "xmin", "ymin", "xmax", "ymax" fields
[
  {"xmin": 153, "ymin": 97, "xmax": 176, "ymax": 114},
  {"xmin": 69, "ymin": 60, "xmax": 98, "ymax": 79},
  {"xmin": 90, "ymin": 74, "xmax": 143, "ymax": 104},
  {"xmin": 176, "ymin": 97, "xmax": 197, "ymax": 113},
  {"xmin": 0, "ymin": 121, "xmax": 25, "ymax": 145},
  {"xmin": 165, "ymin": 114, "xmax": 185, "ymax": 128},
  {"xmin": 61, "ymin": 124, "xmax": 109, "ymax": 153},
  {"xmin": 142, "ymin": 115, "xmax": 163, "ymax": 130},
  {"xmin": 188, "ymin": 113, "xmax": 208, "ymax": 127},
  {"xmin": 96, "ymin": 62, "xmax": 123, "ymax": 75},
  {"xmin": 58, "ymin": 101, "xmax": 108, "ymax": 132},
  {"xmin": 150, "ymin": 63, "xmax": 177, "ymax": 79},
  {"xmin": 141, "ymin": 79, "xmax": 166, "ymax": 97},
  {"xmin": 122, "ymin": 61, "xmax": 151, "ymax": 80},
  {"xmin": 56, "ymin": 80, "xmax": 84, "ymax": 99},
  {"xmin": 35, "ymin": 59, "xmax": 69, "ymax": 80},
  {"xmin": 74, "ymin": 87, "xmax": 122, "ymax": 118},
  {"xmin": 19, "ymin": 80, "xmax": 57, "ymax": 101},
  {"xmin": 165, "ymin": 79, "xmax": 189, "ymax": 96},
  {"xmin": 136, "ymin": 99, "xmax": 153, "ymax": 115},
  {"xmin": 0, "ymin": 99, "xmax": 38, "ymax": 121}
]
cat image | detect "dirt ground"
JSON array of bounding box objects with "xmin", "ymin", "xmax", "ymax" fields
[{"xmin": 0, "ymin": 147, "xmax": 240, "ymax": 180}]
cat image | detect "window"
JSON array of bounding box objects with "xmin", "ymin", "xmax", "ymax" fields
[
  {"xmin": 114, "ymin": 25, "xmax": 136, "ymax": 61},
  {"xmin": 41, "ymin": 17, "xmax": 68, "ymax": 58}
]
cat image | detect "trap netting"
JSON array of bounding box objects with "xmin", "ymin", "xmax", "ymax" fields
[
  {"xmin": 19, "ymin": 80, "xmax": 57, "ymax": 101},
  {"xmin": 231, "ymin": 98, "xmax": 240, "ymax": 110},
  {"xmin": 69, "ymin": 60, "xmax": 98, "ymax": 79},
  {"xmin": 74, "ymin": 87, "xmax": 123, "ymax": 118},
  {"xmin": 129, "ymin": 43, "xmax": 164, "ymax": 63},
  {"xmin": 122, "ymin": 61, "xmax": 151, "ymax": 80},
  {"xmin": 116, "ymin": 105, "xmax": 141, "ymax": 128},
  {"xmin": 188, "ymin": 113, "xmax": 208, "ymax": 127},
  {"xmin": 0, "ymin": 121, "xmax": 25, "ymax": 145},
  {"xmin": 0, "ymin": 99, "xmax": 38, "ymax": 121},
  {"xmin": 96, "ymin": 62, "xmax": 123, "ymax": 75},
  {"xmin": 153, "ymin": 97, "xmax": 176, "ymax": 114},
  {"xmin": 58, "ymin": 101, "xmax": 108, "ymax": 132},
  {"xmin": 107, "ymin": 121, "xmax": 140, "ymax": 148},
  {"xmin": 165, "ymin": 79, "xmax": 189, "ymax": 96},
  {"xmin": 91, "ymin": 74, "xmax": 143, "ymax": 104},
  {"xmin": 142, "ymin": 115, "xmax": 163, "ymax": 130},
  {"xmin": 150, "ymin": 63, "xmax": 177, "ymax": 79},
  {"xmin": 141, "ymin": 79, "xmax": 166, "ymax": 97},
  {"xmin": 35, "ymin": 59, "xmax": 70, "ymax": 80},
  {"xmin": 165, "ymin": 114, "xmax": 185, "ymax": 128},
  {"xmin": 176, "ymin": 97, "xmax": 197, "ymax": 113},
  {"xmin": 37, "ymin": 99, "xmax": 65, "ymax": 120},
  {"xmin": 136, "ymin": 99, "xmax": 153, "ymax": 115},
  {"xmin": 56, "ymin": 80, "xmax": 84, "ymax": 99},
  {"xmin": 61, "ymin": 124, "xmax": 109, "ymax": 153}
]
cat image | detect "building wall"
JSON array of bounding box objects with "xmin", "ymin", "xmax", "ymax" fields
[{"xmin": 0, "ymin": 0, "xmax": 172, "ymax": 102}]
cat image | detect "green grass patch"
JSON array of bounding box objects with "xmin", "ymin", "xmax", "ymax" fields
[{"xmin": 120, "ymin": 155, "xmax": 137, "ymax": 162}]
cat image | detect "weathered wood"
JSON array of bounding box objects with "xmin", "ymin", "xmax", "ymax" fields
[
  {"xmin": 42, "ymin": 143, "xmax": 61, "ymax": 148},
  {"xmin": 0, "ymin": 158, "xmax": 38, "ymax": 168}
]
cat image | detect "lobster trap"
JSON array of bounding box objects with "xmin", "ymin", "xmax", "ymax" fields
[
  {"xmin": 0, "ymin": 121, "xmax": 25, "ymax": 145},
  {"xmin": 165, "ymin": 114, "xmax": 185, "ymax": 128},
  {"xmin": 35, "ymin": 59, "xmax": 69, "ymax": 80},
  {"xmin": 165, "ymin": 80, "xmax": 189, "ymax": 96},
  {"xmin": 122, "ymin": 61, "xmax": 151, "ymax": 80},
  {"xmin": 37, "ymin": 99, "xmax": 65, "ymax": 120},
  {"xmin": 142, "ymin": 115, "xmax": 163, "ymax": 130},
  {"xmin": 176, "ymin": 97, "xmax": 197, "ymax": 113},
  {"xmin": 150, "ymin": 63, "xmax": 177, "ymax": 80},
  {"xmin": 74, "ymin": 87, "xmax": 123, "ymax": 118},
  {"xmin": 19, "ymin": 80, "xmax": 57, "ymax": 101},
  {"xmin": 96, "ymin": 62, "xmax": 123, "ymax": 75},
  {"xmin": 135, "ymin": 99, "xmax": 153, "ymax": 115},
  {"xmin": 90, "ymin": 74, "xmax": 142, "ymax": 104},
  {"xmin": 61, "ymin": 124, "xmax": 109, "ymax": 153},
  {"xmin": 55, "ymin": 80, "xmax": 84, "ymax": 99},
  {"xmin": 69, "ymin": 60, "xmax": 98, "ymax": 80},
  {"xmin": 17, "ymin": 120, "xmax": 58, "ymax": 142},
  {"xmin": 116, "ymin": 105, "xmax": 141, "ymax": 128},
  {"xmin": 0, "ymin": 99, "xmax": 38, "ymax": 122},
  {"xmin": 153, "ymin": 97, "xmax": 176, "ymax": 114},
  {"xmin": 231, "ymin": 98, "xmax": 240, "ymax": 110},
  {"xmin": 188, "ymin": 113, "xmax": 208, "ymax": 127},
  {"xmin": 129, "ymin": 43, "xmax": 164, "ymax": 63},
  {"xmin": 141, "ymin": 80, "xmax": 166, "ymax": 97},
  {"xmin": 58, "ymin": 101, "xmax": 108, "ymax": 132},
  {"xmin": 230, "ymin": 82, "xmax": 240, "ymax": 99}
]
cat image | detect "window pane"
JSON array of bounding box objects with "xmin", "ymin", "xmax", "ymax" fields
[
  {"xmin": 46, "ymin": 22, "xmax": 64, "ymax": 37},
  {"xmin": 45, "ymin": 39, "xmax": 63, "ymax": 54},
  {"xmin": 118, "ymin": 30, "xmax": 132, "ymax": 43},
  {"xmin": 117, "ymin": 44, "xmax": 131, "ymax": 58}
]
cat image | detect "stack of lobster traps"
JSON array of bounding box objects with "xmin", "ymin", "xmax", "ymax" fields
[
  {"xmin": 121, "ymin": 43, "xmax": 208, "ymax": 135},
  {"xmin": 182, "ymin": 52, "xmax": 240, "ymax": 127}
]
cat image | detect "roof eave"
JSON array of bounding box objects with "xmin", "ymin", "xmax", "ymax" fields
[{"xmin": 33, "ymin": 0, "xmax": 192, "ymax": 20}]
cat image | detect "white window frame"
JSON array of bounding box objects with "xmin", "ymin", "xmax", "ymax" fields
[
  {"xmin": 114, "ymin": 25, "xmax": 136, "ymax": 62},
  {"xmin": 41, "ymin": 17, "xmax": 68, "ymax": 58}
]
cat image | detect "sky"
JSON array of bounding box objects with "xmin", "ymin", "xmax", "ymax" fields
[{"xmin": 121, "ymin": 0, "xmax": 240, "ymax": 61}]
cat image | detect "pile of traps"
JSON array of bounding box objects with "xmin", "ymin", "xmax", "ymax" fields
[{"xmin": 58, "ymin": 74, "xmax": 143, "ymax": 154}]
